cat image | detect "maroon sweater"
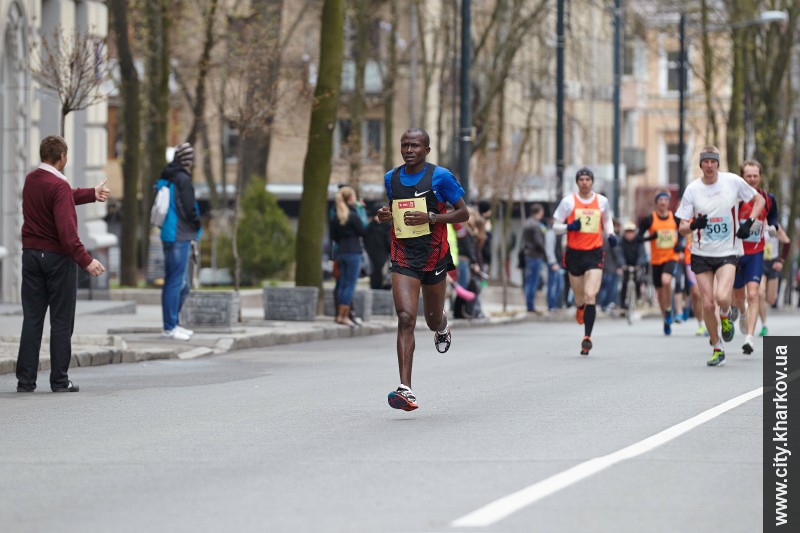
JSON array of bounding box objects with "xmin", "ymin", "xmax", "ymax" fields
[{"xmin": 21, "ymin": 167, "xmax": 96, "ymax": 268}]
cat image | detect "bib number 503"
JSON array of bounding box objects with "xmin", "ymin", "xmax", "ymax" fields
[{"xmin": 705, "ymin": 223, "xmax": 728, "ymax": 235}]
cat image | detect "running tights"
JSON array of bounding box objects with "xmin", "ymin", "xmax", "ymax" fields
[{"xmin": 584, "ymin": 304, "xmax": 596, "ymax": 337}]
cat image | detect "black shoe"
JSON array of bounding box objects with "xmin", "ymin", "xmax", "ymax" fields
[
  {"xmin": 52, "ymin": 381, "xmax": 79, "ymax": 393},
  {"xmin": 17, "ymin": 384, "xmax": 35, "ymax": 392}
]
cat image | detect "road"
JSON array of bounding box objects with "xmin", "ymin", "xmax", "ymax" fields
[{"xmin": 2, "ymin": 311, "xmax": 788, "ymax": 533}]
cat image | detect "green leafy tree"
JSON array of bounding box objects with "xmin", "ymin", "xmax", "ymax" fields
[{"xmin": 217, "ymin": 178, "xmax": 295, "ymax": 285}]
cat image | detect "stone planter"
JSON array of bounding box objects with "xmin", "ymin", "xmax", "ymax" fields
[
  {"xmin": 370, "ymin": 289, "xmax": 395, "ymax": 316},
  {"xmin": 323, "ymin": 289, "xmax": 373, "ymax": 322},
  {"xmin": 264, "ymin": 286, "xmax": 319, "ymax": 321},
  {"xmin": 180, "ymin": 291, "xmax": 240, "ymax": 328}
]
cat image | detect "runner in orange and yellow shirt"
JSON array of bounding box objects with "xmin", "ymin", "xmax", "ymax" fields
[
  {"xmin": 553, "ymin": 167, "xmax": 617, "ymax": 356},
  {"xmin": 636, "ymin": 191, "xmax": 684, "ymax": 335}
]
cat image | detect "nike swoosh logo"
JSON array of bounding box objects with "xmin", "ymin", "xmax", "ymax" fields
[
  {"xmin": 414, "ymin": 190, "xmax": 430, "ymax": 197},
  {"xmin": 435, "ymin": 268, "xmax": 446, "ymax": 276}
]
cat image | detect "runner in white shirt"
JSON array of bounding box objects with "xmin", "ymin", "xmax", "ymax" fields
[{"xmin": 675, "ymin": 146, "xmax": 765, "ymax": 366}]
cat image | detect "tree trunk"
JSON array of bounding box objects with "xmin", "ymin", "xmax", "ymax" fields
[
  {"xmin": 383, "ymin": 0, "xmax": 398, "ymax": 171},
  {"xmin": 141, "ymin": 0, "xmax": 172, "ymax": 274},
  {"xmin": 109, "ymin": 0, "xmax": 141, "ymax": 287},
  {"xmin": 295, "ymin": 0, "xmax": 345, "ymax": 288}
]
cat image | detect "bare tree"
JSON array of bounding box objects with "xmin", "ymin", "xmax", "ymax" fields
[{"xmin": 31, "ymin": 28, "xmax": 111, "ymax": 136}]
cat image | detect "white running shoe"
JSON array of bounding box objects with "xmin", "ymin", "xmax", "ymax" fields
[
  {"xmin": 175, "ymin": 325, "xmax": 194, "ymax": 337},
  {"xmin": 163, "ymin": 328, "xmax": 191, "ymax": 341}
]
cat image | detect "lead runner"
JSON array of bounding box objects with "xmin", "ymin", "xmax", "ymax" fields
[{"xmin": 376, "ymin": 128, "xmax": 469, "ymax": 411}]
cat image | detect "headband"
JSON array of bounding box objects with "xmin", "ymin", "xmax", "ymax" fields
[
  {"xmin": 699, "ymin": 152, "xmax": 720, "ymax": 164},
  {"xmin": 654, "ymin": 192, "xmax": 670, "ymax": 203}
]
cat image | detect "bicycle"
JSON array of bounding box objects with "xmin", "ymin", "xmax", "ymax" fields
[{"xmin": 623, "ymin": 265, "xmax": 637, "ymax": 325}]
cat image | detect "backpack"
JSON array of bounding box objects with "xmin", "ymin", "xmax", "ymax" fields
[{"xmin": 150, "ymin": 184, "xmax": 170, "ymax": 227}]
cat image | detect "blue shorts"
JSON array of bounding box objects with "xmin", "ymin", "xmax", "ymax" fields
[{"xmin": 733, "ymin": 252, "xmax": 764, "ymax": 289}]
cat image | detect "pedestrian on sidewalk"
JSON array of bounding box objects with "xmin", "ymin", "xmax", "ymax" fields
[
  {"xmin": 376, "ymin": 128, "xmax": 469, "ymax": 411},
  {"xmin": 330, "ymin": 186, "xmax": 366, "ymax": 327},
  {"xmin": 521, "ymin": 203, "xmax": 546, "ymax": 313},
  {"xmin": 157, "ymin": 143, "xmax": 201, "ymax": 341},
  {"xmin": 16, "ymin": 135, "xmax": 108, "ymax": 393}
]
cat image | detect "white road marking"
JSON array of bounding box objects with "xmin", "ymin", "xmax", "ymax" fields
[{"xmin": 452, "ymin": 386, "xmax": 763, "ymax": 528}]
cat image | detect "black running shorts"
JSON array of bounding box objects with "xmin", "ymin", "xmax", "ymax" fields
[
  {"xmin": 392, "ymin": 256, "xmax": 453, "ymax": 285},
  {"xmin": 691, "ymin": 254, "xmax": 737, "ymax": 275},
  {"xmin": 565, "ymin": 247, "xmax": 604, "ymax": 277},
  {"xmin": 652, "ymin": 261, "xmax": 678, "ymax": 288}
]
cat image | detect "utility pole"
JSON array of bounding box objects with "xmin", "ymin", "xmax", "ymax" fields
[
  {"xmin": 612, "ymin": 0, "xmax": 622, "ymax": 216},
  {"xmin": 459, "ymin": 0, "xmax": 472, "ymax": 202},
  {"xmin": 555, "ymin": 0, "xmax": 565, "ymax": 204},
  {"xmin": 678, "ymin": 13, "xmax": 687, "ymax": 193}
]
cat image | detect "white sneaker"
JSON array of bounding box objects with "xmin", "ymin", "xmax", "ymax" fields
[
  {"xmin": 742, "ymin": 335, "xmax": 754, "ymax": 355},
  {"xmin": 175, "ymin": 325, "xmax": 194, "ymax": 337},
  {"xmin": 163, "ymin": 328, "xmax": 191, "ymax": 341}
]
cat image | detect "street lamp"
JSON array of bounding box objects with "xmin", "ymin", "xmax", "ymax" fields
[{"xmin": 677, "ymin": 10, "xmax": 789, "ymax": 194}]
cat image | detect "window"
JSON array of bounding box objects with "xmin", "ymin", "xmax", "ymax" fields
[
  {"xmin": 667, "ymin": 143, "xmax": 681, "ymax": 185},
  {"xmin": 667, "ymin": 51, "xmax": 682, "ymax": 92},
  {"xmin": 334, "ymin": 119, "xmax": 383, "ymax": 160},
  {"xmin": 224, "ymin": 121, "xmax": 240, "ymax": 162}
]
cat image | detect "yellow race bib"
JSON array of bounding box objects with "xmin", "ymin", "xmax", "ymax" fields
[
  {"xmin": 577, "ymin": 209, "xmax": 600, "ymax": 234},
  {"xmin": 655, "ymin": 229, "xmax": 677, "ymax": 249},
  {"xmin": 392, "ymin": 198, "xmax": 431, "ymax": 239}
]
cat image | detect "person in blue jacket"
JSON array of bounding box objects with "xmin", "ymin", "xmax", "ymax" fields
[{"xmin": 157, "ymin": 143, "xmax": 201, "ymax": 341}]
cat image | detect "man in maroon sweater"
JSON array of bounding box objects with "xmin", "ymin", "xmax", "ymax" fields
[{"xmin": 16, "ymin": 135, "xmax": 108, "ymax": 393}]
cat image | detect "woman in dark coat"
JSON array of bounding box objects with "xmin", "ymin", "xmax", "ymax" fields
[{"xmin": 330, "ymin": 186, "xmax": 366, "ymax": 326}]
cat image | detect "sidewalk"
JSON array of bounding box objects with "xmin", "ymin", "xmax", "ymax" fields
[{"xmin": 0, "ymin": 286, "xmax": 543, "ymax": 376}]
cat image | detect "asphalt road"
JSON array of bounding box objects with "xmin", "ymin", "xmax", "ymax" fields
[{"xmin": 2, "ymin": 311, "xmax": 789, "ymax": 533}]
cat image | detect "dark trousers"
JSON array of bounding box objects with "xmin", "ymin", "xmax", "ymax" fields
[{"xmin": 16, "ymin": 250, "xmax": 77, "ymax": 390}]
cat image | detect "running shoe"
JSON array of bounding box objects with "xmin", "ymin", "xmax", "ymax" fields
[
  {"xmin": 665, "ymin": 308, "xmax": 673, "ymax": 325},
  {"xmin": 695, "ymin": 324, "xmax": 708, "ymax": 336},
  {"xmin": 434, "ymin": 325, "xmax": 452, "ymax": 353},
  {"xmin": 707, "ymin": 348, "xmax": 726, "ymax": 367},
  {"xmin": 720, "ymin": 316, "xmax": 735, "ymax": 342},
  {"xmin": 729, "ymin": 306, "xmax": 739, "ymax": 323},
  {"xmin": 664, "ymin": 321, "xmax": 671, "ymax": 336},
  {"xmin": 739, "ymin": 311, "xmax": 747, "ymax": 336},
  {"xmin": 759, "ymin": 326, "xmax": 768, "ymax": 337},
  {"xmin": 388, "ymin": 386, "xmax": 418, "ymax": 411},
  {"xmin": 682, "ymin": 308, "xmax": 690, "ymax": 321},
  {"xmin": 576, "ymin": 305, "xmax": 585, "ymax": 325},
  {"xmin": 742, "ymin": 335, "xmax": 754, "ymax": 355},
  {"xmin": 580, "ymin": 336, "xmax": 592, "ymax": 356}
]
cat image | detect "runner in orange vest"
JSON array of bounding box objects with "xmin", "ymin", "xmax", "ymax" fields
[
  {"xmin": 636, "ymin": 191, "xmax": 684, "ymax": 335},
  {"xmin": 553, "ymin": 167, "xmax": 617, "ymax": 356}
]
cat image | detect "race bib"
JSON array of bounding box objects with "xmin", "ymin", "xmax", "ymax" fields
[
  {"xmin": 764, "ymin": 241, "xmax": 775, "ymax": 260},
  {"xmin": 738, "ymin": 218, "xmax": 762, "ymax": 243},
  {"xmin": 392, "ymin": 198, "xmax": 431, "ymax": 239},
  {"xmin": 702, "ymin": 215, "xmax": 733, "ymax": 242},
  {"xmin": 655, "ymin": 229, "xmax": 676, "ymax": 249},
  {"xmin": 577, "ymin": 209, "xmax": 600, "ymax": 234}
]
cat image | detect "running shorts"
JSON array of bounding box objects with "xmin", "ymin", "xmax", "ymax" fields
[
  {"xmin": 733, "ymin": 251, "xmax": 764, "ymax": 289},
  {"xmin": 565, "ymin": 247, "xmax": 604, "ymax": 277},
  {"xmin": 652, "ymin": 261, "xmax": 678, "ymax": 288},
  {"xmin": 763, "ymin": 259, "xmax": 781, "ymax": 280},
  {"xmin": 392, "ymin": 255, "xmax": 454, "ymax": 285},
  {"xmin": 691, "ymin": 254, "xmax": 737, "ymax": 275}
]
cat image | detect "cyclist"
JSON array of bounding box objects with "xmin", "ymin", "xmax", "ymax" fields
[
  {"xmin": 675, "ymin": 146, "xmax": 765, "ymax": 366},
  {"xmin": 553, "ymin": 167, "xmax": 617, "ymax": 355}
]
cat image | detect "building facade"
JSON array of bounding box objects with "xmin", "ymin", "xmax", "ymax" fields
[{"xmin": 0, "ymin": 0, "xmax": 115, "ymax": 303}]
